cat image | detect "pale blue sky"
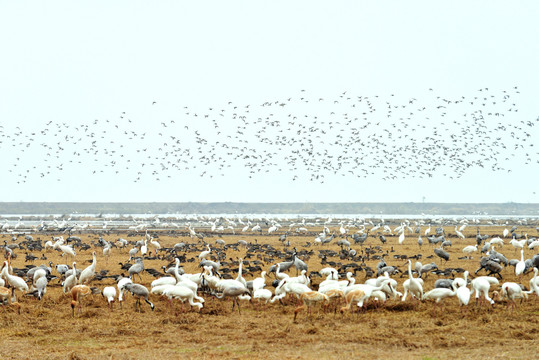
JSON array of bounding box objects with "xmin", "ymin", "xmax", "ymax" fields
[{"xmin": 0, "ymin": 1, "xmax": 538, "ymax": 203}]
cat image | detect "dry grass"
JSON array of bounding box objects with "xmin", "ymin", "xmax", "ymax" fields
[{"xmin": 1, "ymin": 225, "xmax": 539, "ymax": 360}]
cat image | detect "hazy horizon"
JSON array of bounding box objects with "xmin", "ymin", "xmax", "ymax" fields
[{"xmin": 1, "ymin": 1, "xmax": 537, "ymax": 203}]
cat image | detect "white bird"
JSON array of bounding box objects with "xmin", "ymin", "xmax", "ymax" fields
[
  {"xmin": 343, "ymin": 279, "xmax": 390, "ymax": 308},
  {"xmin": 1, "ymin": 261, "xmax": 28, "ymax": 296},
  {"xmin": 490, "ymin": 237, "xmax": 504, "ymax": 247},
  {"xmin": 339, "ymin": 223, "xmax": 347, "ymax": 235},
  {"xmin": 455, "ymin": 271, "xmax": 471, "ymax": 311},
  {"xmin": 103, "ymin": 242, "xmax": 112, "ymax": 263},
  {"xmin": 252, "ymin": 271, "xmax": 267, "ymax": 291},
  {"xmin": 63, "ymin": 262, "xmax": 78, "ymax": 293},
  {"xmin": 163, "ymin": 285, "xmax": 203, "ymax": 312},
  {"xmin": 500, "ymin": 282, "xmax": 527, "ymax": 311},
  {"xmin": 510, "ymin": 238, "xmax": 526, "ymax": 251},
  {"xmin": 59, "ymin": 244, "xmax": 76, "ymax": 258},
  {"xmin": 44, "ymin": 240, "xmax": 54, "ymax": 252},
  {"xmin": 198, "ymin": 244, "xmax": 211, "ymax": 260},
  {"xmin": 151, "ymin": 276, "xmax": 176, "ymax": 288},
  {"xmin": 276, "ymin": 280, "xmax": 311, "ymax": 299},
  {"xmin": 503, "ymin": 228, "xmax": 509, "ymax": 238},
  {"xmin": 422, "ymin": 287, "xmax": 456, "ymax": 315},
  {"xmin": 35, "ymin": 276, "xmax": 48, "ymax": 300},
  {"xmin": 128, "ymin": 246, "xmax": 139, "ymax": 261},
  {"xmin": 526, "ymin": 268, "xmax": 539, "ymax": 297},
  {"xmin": 172, "ymin": 259, "xmax": 201, "ymax": 297},
  {"xmin": 402, "ymin": 260, "xmax": 423, "ymax": 302},
  {"xmin": 140, "ymin": 239, "xmax": 148, "ymax": 256},
  {"xmin": 150, "ymin": 237, "xmax": 161, "ymax": 252},
  {"xmin": 117, "ymin": 276, "xmax": 133, "ymax": 308},
  {"xmin": 529, "ymin": 240, "xmax": 539, "ymax": 250},
  {"xmin": 253, "ymin": 288, "xmax": 273, "ymax": 306},
  {"xmin": 455, "ymin": 226, "xmax": 465, "ymax": 240},
  {"xmin": 462, "ymin": 244, "xmax": 478, "ymax": 259},
  {"xmin": 515, "ymin": 249, "xmax": 526, "ymax": 277},
  {"xmin": 274, "ymin": 263, "xmax": 289, "ymax": 281},
  {"xmin": 78, "ymin": 252, "xmax": 97, "ymax": 285},
  {"xmin": 425, "ymin": 225, "xmax": 431, "ymax": 237},
  {"xmin": 103, "ymin": 286, "xmax": 117, "ymax": 311},
  {"xmin": 471, "ymin": 277, "xmax": 495, "ymax": 307},
  {"xmin": 398, "ymin": 232, "xmax": 405, "ymax": 245}
]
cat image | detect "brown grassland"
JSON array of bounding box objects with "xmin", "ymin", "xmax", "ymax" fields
[{"xmin": 1, "ymin": 225, "xmax": 539, "ymax": 360}]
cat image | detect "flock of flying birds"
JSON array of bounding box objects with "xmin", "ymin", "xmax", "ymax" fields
[{"xmin": 0, "ymin": 87, "xmax": 537, "ymax": 185}]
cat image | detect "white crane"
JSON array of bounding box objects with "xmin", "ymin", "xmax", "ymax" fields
[
  {"xmin": 455, "ymin": 226, "xmax": 465, "ymax": 240},
  {"xmin": 402, "ymin": 260, "xmax": 423, "ymax": 302},
  {"xmin": 198, "ymin": 244, "xmax": 211, "ymax": 260},
  {"xmin": 103, "ymin": 286, "xmax": 117, "ymax": 311},
  {"xmin": 78, "ymin": 252, "xmax": 97, "ymax": 285},
  {"xmin": 1, "ymin": 261, "xmax": 28, "ymax": 297},
  {"xmin": 462, "ymin": 244, "xmax": 478, "ymax": 259}
]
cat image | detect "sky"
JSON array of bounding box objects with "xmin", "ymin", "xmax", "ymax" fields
[{"xmin": 0, "ymin": 1, "xmax": 538, "ymax": 203}]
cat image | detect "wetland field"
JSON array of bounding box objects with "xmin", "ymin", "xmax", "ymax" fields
[{"xmin": 1, "ymin": 220, "xmax": 539, "ymax": 360}]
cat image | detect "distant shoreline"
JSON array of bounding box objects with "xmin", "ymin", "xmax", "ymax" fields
[{"xmin": 0, "ymin": 202, "xmax": 537, "ymax": 216}]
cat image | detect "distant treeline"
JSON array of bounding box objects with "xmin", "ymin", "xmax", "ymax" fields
[{"xmin": 0, "ymin": 202, "xmax": 538, "ymax": 216}]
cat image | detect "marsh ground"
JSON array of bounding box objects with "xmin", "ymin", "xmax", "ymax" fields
[{"xmin": 1, "ymin": 225, "xmax": 538, "ymax": 360}]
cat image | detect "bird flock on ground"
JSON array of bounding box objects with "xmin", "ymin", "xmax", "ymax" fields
[
  {"xmin": 0, "ymin": 87, "xmax": 537, "ymax": 184},
  {"xmin": 1, "ymin": 214, "xmax": 539, "ymax": 320}
]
